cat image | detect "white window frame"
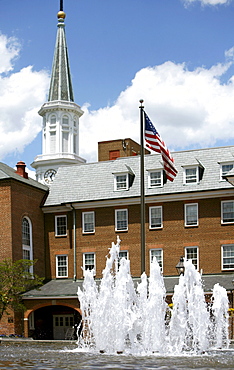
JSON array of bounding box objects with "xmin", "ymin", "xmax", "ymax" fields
[
  {"xmin": 221, "ymin": 244, "xmax": 234, "ymax": 270},
  {"xmin": 150, "ymin": 249, "xmax": 163, "ymax": 272},
  {"xmin": 118, "ymin": 250, "xmax": 129, "ymax": 268},
  {"xmin": 83, "ymin": 252, "xmax": 96, "ymax": 275},
  {"xmin": 183, "ymin": 166, "xmax": 199, "ymax": 184},
  {"xmin": 82, "ymin": 211, "xmax": 95, "ymax": 234},
  {"xmin": 115, "ymin": 209, "xmax": 128, "ymax": 231},
  {"xmin": 55, "ymin": 215, "xmax": 67, "ymax": 236},
  {"xmin": 148, "ymin": 170, "xmax": 163, "ymax": 188},
  {"xmin": 149, "ymin": 206, "xmax": 163, "ymax": 229},
  {"xmin": 56, "ymin": 255, "xmax": 68, "ymax": 278},
  {"xmin": 185, "ymin": 246, "xmax": 199, "ymax": 270},
  {"xmin": 220, "ymin": 163, "xmax": 234, "ymax": 181},
  {"xmin": 221, "ymin": 200, "xmax": 234, "ymax": 224},
  {"xmin": 22, "ymin": 217, "xmax": 33, "ymax": 273},
  {"xmin": 184, "ymin": 203, "xmax": 198, "ymax": 227},
  {"xmin": 114, "ymin": 173, "xmax": 129, "ymax": 191}
]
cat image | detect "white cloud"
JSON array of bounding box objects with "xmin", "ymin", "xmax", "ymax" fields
[
  {"xmin": 80, "ymin": 56, "xmax": 234, "ymax": 162},
  {"xmin": 0, "ymin": 33, "xmax": 20, "ymax": 74},
  {"xmin": 0, "ymin": 34, "xmax": 50, "ymax": 161},
  {"xmin": 183, "ymin": 0, "xmax": 231, "ymax": 5}
]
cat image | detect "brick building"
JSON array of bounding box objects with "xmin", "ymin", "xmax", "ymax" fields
[
  {"xmin": 0, "ymin": 161, "xmax": 48, "ymax": 335},
  {"xmin": 22, "ymin": 144, "xmax": 234, "ymax": 339}
]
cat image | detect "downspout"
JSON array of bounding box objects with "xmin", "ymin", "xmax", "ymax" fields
[{"xmin": 71, "ymin": 204, "xmax": 77, "ymax": 281}]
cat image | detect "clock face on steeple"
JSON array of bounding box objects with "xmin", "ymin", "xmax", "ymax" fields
[{"xmin": 44, "ymin": 169, "xmax": 57, "ymax": 184}]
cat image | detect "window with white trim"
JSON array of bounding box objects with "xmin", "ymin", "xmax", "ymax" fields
[
  {"xmin": 148, "ymin": 170, "xmax": 163, "ymax": 188},
  {"xmin": 184, "ymin": 167, "xmax": 198, "ymax": 184},
  {"xmin": 220, "ymin": 163, "xmax": 234, "ymax": 180},
  {"xmin": 114, "ymin": 174, "xmax": 128, "ymax": 191},
  {"xmin": 55, "ymin": 215, "xmax": 67, "ymax": 236},
  {"xmin": 62, "ymin": 115, "xmax": 69, "ymax": 153},
  {"xmin": 83, "ymin": 253, "xmax": 96, "ymax": 273},
  {"xmin": 115, "ymin": 209, "xmax": 128, "ymax": 231},
  {"xmin": 49, "ymin": 115, "xmax": 56, "ymax": 154},
  {"xmin": 185, "ymin": 203, "xmax": 198, "ymax": 226},
  {"xmin": 22, "ymin": 217, "xmax": 33, "ymax": 273},
  {"xmin": 222, "ymin": 245, "xmax": 234, "ymax": 270},
  {"xmin": 82, "ymin": 211, "xmax": 95, "ymax": 233},
  {"xmin": 149, "ymin": 206, "xmax": 163, "ymax": 229},
  {"xmin": 185, "ymin": 247, "xmax": 198, "ymax": 270},
  {"xmin": 56, "ymin": 255, "xmax": 68, "ymax": 278},
  {"xmin": 118, "ymin": 250, "xmax": 129, "ymax": 268},
  {"xmin": 150, "ymin": 249, "xmax": 163, "ymax": 271},
  {"xmin": 221, "ymin": 201, "xmax": 234, "ymax": 224}
]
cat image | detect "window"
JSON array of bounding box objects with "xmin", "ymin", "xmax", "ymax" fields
[
  {"xmin": 115, "ymin": 174, "xmax": 128, "ymax": 191},
  {"xmin": 22, "ymin": 217, "xmax": 33, "ymax": 273},
  {"xmin": 185, "ymin": 247, "xmax": 198, "ymax": 270},
  {"xmin": 148, "ymin": 171, "xmax": 163, "ymax": 188},
  {"xmin": 56, "ymin": 255, "xmax": 68, "ymax": 277},
  {"xmin": 50, "ymin": 131, "xmax": 56, "ymax": 154},
  {"xmin": 83, "ymin": 253, "xmax": 96, "ymax": 273},
  {"xmin": 149, "ymin": 206, "xmax": 163, "ymax": 229},
  {"xmin": 150, "ymin": 249, "xmax": 163, "ymax": 271},
  {"xmin": 184, "ymin": 167, "xmax": 198, "ymax": 184},
  {"xmin": 221, "ymin": 201, "xmax": 234, "ymax": 224},
  {"xmin": 185, "ymin": 203, "xmax": 198, "ymax": 226},
  {"xmin": 221, "ymin": 163, "xmax": 234, "ymax": 180},
  {"xmin": 82, "ymin": 212, "xmax": 95, "ymax": 233},
  {"xmin": 222, "ymin": 245, "xmax": 234, "ymax": 270},
  {"xmin": 115, "ymin": 209, "xmax": 128, "ymax": 231},
  {"xmin": 55, "ymin": 215, "xmax": 67, "ymax": 236},
  {"xmin": 110, "ymin": 150, "xmax": 120, "ymax": 160},
  {"xmin": 49, "ymin": 115, "xmax": 56, "ymax": 154},
  {"xmin": 62, "ymin": 116, "xmax": 69, "ymax": 153},
  {"xmin": 118, "ymin": 250, "xmax": 129, "ymax": 268}
]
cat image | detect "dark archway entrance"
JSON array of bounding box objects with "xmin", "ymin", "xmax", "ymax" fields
[{"xmin": 31, "ymin": 305, "xmax": 82, "ymax": 340}]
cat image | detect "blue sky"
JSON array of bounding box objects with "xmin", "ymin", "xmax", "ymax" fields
[{"xmin": 1, "ymin": 0, "xmax": 234, "ymax": 175}]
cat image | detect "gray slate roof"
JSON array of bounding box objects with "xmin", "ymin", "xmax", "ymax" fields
[
  {"xmin": 44, "ymin": 146, "xmax": 234, "ymax": 207},
  {"xmin": 0, "ymin": 162, "xmax": 48, "ymax": 191},
  {"xmin": 22, "ymin": 273, "xmax": 234, "ymax": 299}
]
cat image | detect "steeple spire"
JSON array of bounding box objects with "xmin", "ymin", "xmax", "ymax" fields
[
  {"xmin": 48, "ymin": 3, "xmax": 74, "ymax": 102},
  {"xmin": 31, "ymin": 1, "xmax": 86, "ymax": 184}
]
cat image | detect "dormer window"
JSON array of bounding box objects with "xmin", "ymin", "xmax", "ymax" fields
[
  {"xmin": 220, "ymin": 163, "xmax": 234, "ymax": 181},
  {"xmin": 114, "ymin": 167, "xmax": 135, "ymax": 191},
  {"xmin": 148, "ymin": 170, "xmax": 163, "ymax": 188},
  {"xmin": 115, "ymin": 174, "xmax": 128, "ymax": 190},
  {"xmin": 184, "ymin": 167, "xmax": 198, "ymax": 184}
]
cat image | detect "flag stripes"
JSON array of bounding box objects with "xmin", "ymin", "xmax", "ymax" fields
[{"xmin": 144, "ymin": 112, "xmax": 177, "ymax": 182}]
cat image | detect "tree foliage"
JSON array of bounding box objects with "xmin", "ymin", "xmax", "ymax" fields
[{"xmin": 0, "ymin": 259, "xmax": 44, "ymax": 320}]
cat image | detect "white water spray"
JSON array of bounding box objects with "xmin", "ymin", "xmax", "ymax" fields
[{"xmin": 77, "ymin": 238, "xmax": 229, "ymax": 354}]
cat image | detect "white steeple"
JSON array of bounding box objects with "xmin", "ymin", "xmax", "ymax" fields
[{"xmin": 31, "ymin": 4, "xmax": 86, "ymax": 185}]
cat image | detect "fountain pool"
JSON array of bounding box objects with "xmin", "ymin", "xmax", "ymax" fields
[{"xmin": 0, "ymin": 341, "xmax": 234, "ymax": 369}]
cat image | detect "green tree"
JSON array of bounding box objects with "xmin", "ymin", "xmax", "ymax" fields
[{"xmin": 0, "ymin": 259, "xmax": 44, "ymax": 320}]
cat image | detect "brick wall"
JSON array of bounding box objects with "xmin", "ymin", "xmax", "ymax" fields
[
  {"xmin": 98, "ymin": 138, "xmax": 150, "ymax": 161},
  {"xmin": 45, "ymin": 195, "xmax": 234, "ymax": 279},
  {"xmin": 0, "ymin": 182, "xmax": 12, "ymax": 260}
]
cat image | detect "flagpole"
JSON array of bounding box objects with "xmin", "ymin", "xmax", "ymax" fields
[{"xmin": 139, "ymin": 99, "xmax": 146, "ymax": 274}]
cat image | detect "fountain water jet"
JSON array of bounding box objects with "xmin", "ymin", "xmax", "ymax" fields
[{"xmin": 77, "ymin": 238, "xmax": 229, "ymax": 355}]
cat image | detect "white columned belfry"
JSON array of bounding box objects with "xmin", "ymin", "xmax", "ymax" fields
[{"xmin": 31, "ymin": 8, "xmax": 86, "ymax": 184}]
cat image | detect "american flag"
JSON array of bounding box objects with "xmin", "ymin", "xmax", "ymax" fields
[{"xmin": 144, "ymin": 112, "xmax": 177, "ymax": 182}]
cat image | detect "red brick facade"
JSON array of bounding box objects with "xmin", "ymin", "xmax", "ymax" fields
[{"xmin": 44, "ymin": 196, "xmax": 234, "ymax": 280}]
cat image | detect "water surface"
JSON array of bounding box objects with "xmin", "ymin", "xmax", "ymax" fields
[{"xmin": 0, "ymin": 341, "xmax": 234, "ymax": 370}]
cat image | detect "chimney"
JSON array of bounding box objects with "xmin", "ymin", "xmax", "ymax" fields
[{"xmin": 15, "ymin": 161, "xmax": 28, "ymax": 179}]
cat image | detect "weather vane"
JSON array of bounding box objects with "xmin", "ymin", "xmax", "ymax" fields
[{"xmin": 60, "ymin": 0, "xmax": 63, "ymax": 11}]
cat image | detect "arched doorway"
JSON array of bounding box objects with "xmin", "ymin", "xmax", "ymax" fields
[{"xmin": 29, "ymin": 305, "xmax": 82, "ymax": 340}]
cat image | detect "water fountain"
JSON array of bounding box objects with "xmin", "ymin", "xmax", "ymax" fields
[{"xmin": 77, "ymin": 237, "xmax": 230, "ymax": 355}]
